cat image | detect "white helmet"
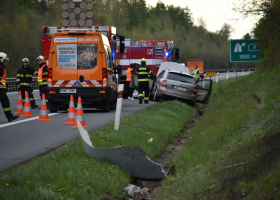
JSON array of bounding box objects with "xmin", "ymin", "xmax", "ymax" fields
[
  {"xmin": 36, "ymin": 55, "xmax": 45, "ymax": 62},
  {"xmin": 0, "ymin": 52, "xmax": 9, "ymax": 63},
  {"xmin": 22, "ymin": 58, "xmax": 29, "ymax": 63}
]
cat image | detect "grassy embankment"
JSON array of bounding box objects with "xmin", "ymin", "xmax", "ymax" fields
[
  {"xmin": 0, "ymin": 99, "xmax": 198, "ymax": 199},
  {"xmin": 157, "ymin": 67, "xmax": 280, "ymax": 199}
]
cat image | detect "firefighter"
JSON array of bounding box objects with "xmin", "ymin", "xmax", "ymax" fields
[
  {"xmin": 126, "ymin": 63, "xmax": 135, "ymax": 100},
  {"xmin": 0, "ymin": 52, "xmax": 19, "ymax": 122},
  {"xmin": 136, "ymin": 58, "xmax": 152, "ymax": 104},
  {"xmin": 17, "ymin": 58, "xmax": 38, "ymax": 109},
  {"xmin": 194, "ymin": 65, "xmax": 200, "ymax": 83},
  {"xmin": 36, "ymin": 55, "xmax": 48, "ymax": 102}
]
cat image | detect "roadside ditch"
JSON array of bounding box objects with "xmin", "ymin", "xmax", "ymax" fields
[{"xmin": 104, "ymin": 108, "xmax": 206, "ymax": 200}]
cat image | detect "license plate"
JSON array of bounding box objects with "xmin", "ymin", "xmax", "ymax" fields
[
  {"xmin": 173, "ymin": 85, "xmax": 187, "ymax": 92},
  {"xmin": 60, "ymin": 89, "xmax": 76, "ymax": 93}
]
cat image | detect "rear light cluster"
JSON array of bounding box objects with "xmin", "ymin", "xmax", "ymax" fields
[
  {"xmin": 48, "ymin": 68, "xmax": 53, "ymax": 89},
  {"xmin": 102, "ymin": 68, "xmax": 107, "ymax": 89},
  {"xmin": 193, "ymin": 87, "xmax": 198, "ymax": 94},
  {"xmin": 161, "ymin": 80, "xmax": 167, "ymax": 87}
]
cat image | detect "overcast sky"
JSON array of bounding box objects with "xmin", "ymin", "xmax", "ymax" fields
[{"xmin": 147, "ymin": 0, "xmax": 259, "ymax": 39}]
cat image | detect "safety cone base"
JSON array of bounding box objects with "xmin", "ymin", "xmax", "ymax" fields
[
  {"xmin": 21, "ymin": 114, "xmax": 35, "ymax": 117},
  {"xmin": 63, "ymin": 121, "xmax": 75, "ymax": 125},
  {"xmin": 15, "ymin": 110, "xmax": 23, "ymax": 114}
]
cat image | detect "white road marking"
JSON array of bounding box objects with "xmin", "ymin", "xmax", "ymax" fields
[
  {"xmin": 7, "ymin": 90, "xmax": 39, "ymax": 95},
  {"xmin": 0, "ymin": 113, "xmax": 59, "ymax": 129}
]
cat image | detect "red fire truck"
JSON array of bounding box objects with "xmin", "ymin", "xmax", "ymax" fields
[{"xmin": 116, "ymin": 39, "xmax": 179, "ymax": 96}]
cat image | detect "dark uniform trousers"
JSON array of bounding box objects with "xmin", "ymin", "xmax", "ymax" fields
[
  {"xmin": 0, "ymin": 90, "xmax": 13, "ymax": 119},
  {"xmin": 20, "ymin": 86, "xmax": 36, "ymax": 106},
  {"xmin": 39, "ymin": 85, "xmax": 48, "ymax": 102},
  {"xmin": 138, "ymin": 81, "xmax": 150, "ymax": 102}
]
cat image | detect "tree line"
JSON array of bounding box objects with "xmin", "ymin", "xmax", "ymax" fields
[{"xmin": 0, "ymin": 0, "xmax": 252, "ymax": 76}]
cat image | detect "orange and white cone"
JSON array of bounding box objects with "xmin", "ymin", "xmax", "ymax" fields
[
  {"xmin": 37, "ymin": 94, "xmax": 52, "ymax": 121},
  {"xmin": 15, "ymin": 90, "xmax": 24, "ymax": 114},
  {"xmin": 63, "ymin": 95, "xmax": 76, "ymax": 125},
  {"xmin": 21, "ymin": 91, "xmax": 34, "ymax": 117},
  {"xmin": 71, "ymin": 96, "xmax": 89, "ymax": 128}
]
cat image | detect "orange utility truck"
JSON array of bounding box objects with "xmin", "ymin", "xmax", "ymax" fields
[{"xmin": 187, "ymin": 59, "xmax": 204, "ymax": 79}]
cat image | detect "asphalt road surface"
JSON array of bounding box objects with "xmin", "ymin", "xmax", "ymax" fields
[{"xmin": 0, "ymin": 90, "xmax": 157, "ymax": 172}]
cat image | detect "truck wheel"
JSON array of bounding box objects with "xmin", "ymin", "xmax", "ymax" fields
[
  {"xmin": 102, "ymin": 100, "xmax": 111, "ymax": 112},
  {"xmin": 110, "ymin": 99, "xmax": 117, "ymax": 110},
  {"xmin": 154, "ymin": 88, "xmax": 160, "ymax": 102}
]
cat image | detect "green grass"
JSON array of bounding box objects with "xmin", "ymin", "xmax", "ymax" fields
[
  {"xmin": 156, "ymin": 67, "xmax": 280, "ymax": 199},
  {"xmin": 0, "ymin": 100, "xmax": 198, "ymax": 199}
]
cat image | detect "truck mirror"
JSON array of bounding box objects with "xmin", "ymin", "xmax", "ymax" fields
[
  {"xmin": 120, "ymin": 36, "xmax": 125, "ymax": 54},
  {"xmin": 117, "ymin": 65, "xmax": 122, "ymax": 74}
]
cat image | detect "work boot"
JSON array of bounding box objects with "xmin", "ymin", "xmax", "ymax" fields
[
  {"xmin": 139, "ymin": 96, "xmax": 143, "ymax": 104},
  {"xmin": 8, "ymin": 115, "xmax": 19, "ymax": 122},
  {"xmin": 31, "ymin": 105, "xmax": 38, "ymax": 109},
  {"xmin": 144, "ymin": 100, "xmax": 149, "ymax": 104}
]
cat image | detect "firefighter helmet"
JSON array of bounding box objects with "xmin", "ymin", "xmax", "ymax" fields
[
  {"xmin": 0, "ymin": 52, "xmax": 9, "ymax": 62},
  {"xmin": 141, "ymin": 58, "xmax": 147, "ymax": 63},
  {"xmin": 36, "ymin": 55, "xmax": 45, "ymax": 62},
  {"xmin": 22, "ymin": 58, "xmax": 29, "ymax": 63}
]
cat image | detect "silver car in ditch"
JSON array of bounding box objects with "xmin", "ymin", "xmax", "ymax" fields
[{"xmin": 150, "ymin": 69, "xmax": 212, "ymax": 106}]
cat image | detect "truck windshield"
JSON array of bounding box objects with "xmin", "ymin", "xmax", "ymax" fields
[
  {"xmin": 56, "ymin": 44, "xmax": 98, "ymax": 70},
  {"xmin": 167, "ymin": 72, "xmax": 195, "ymax": 84}
]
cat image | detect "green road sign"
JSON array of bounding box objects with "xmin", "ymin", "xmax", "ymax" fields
[{"xmin": 230, "ymin": 39, "xmax": 264, "ymax": 62}]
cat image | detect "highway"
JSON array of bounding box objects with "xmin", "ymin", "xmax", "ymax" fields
[{"xmin": 0, "ymin": 90, "xmax": 157, "ymax": 172}]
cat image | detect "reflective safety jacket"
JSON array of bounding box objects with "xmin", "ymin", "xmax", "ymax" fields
[
  {"xmin": 194, "ymin": 69, "xmax": 200, "ymax": 79},
  {"xmin": 0, "ymin": 63, "xmax": 7, "ymax": 89},
  {"xmin": 16, "ymin": 65, "xmax": 36, "ymax": 86},
  {"xmin": 37, "ymin": 63, "xmax": 48, "ymax": 85},
  {"xmin": 136, "ymin": 64, "xmax": 152, "ymax": 82},
  {"xmin": 126, "ymin": 67, "xmax": 133, "ymax": 81}
]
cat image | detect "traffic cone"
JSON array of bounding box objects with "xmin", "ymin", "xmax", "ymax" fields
[
  {"xmin": 63, "ymin": 95, "xmax": 76, "ymax": 125},
  {"xmin": 71, "ymin": 96, "xmax": 89, "ymax": 128},
  {"xmin": 15, "ymin": 90, "xmax": 24, "ymax": 114},
  {"xmin": 37, "ymin": 94, "xmax": 52, "ymax": 121},
  {"xmin": 21, "ymin": 91, "xmax": 34, "ymax": 117}
]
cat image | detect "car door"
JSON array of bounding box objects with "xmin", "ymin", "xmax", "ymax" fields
[{"xmin": 195, "ymin": 79, "xmax": 212, "ymax": 104}]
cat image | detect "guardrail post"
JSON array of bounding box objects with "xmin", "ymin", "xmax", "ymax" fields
[
  {"xmin": 242, "ymin": 69, "xmax": 244, "ymax": 76},
  {"xmin": 114, "ymin": 84, "xmax": 124, "ymax": 131},
  {"xmin": 249, "ymin": 69, "xmax": 250, "ymax": 73},
  {"xmin": 255, "ymin": 68, "xmax": 257, "ymax": 72},
  {"xmin": 227, "ymin": 71, "xmax": 229, "ymax": 80},
  {"xmin": 216, "ymin": 72, "xmax": 219, "ymax": 83}
]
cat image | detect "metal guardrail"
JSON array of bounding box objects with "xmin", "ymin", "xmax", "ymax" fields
[{"xmin": 6, "ymin": 77, "xmax": 39, "ymax": 92}]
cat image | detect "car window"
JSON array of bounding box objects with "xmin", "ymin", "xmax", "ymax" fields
[
  {"xmin": 158, "ymin": 70, "xmax": 165, "ymax": 78},
  {"xmin": 197, "ymin": 80, "xmax": 211, "ymax": 89},
  {"xmin": 167, "ymin": 72, "xmax": 195, "ymax": 84},
  {"xmin": 56, "ymin": 44, "xmax": 98, "ymax": 70}
]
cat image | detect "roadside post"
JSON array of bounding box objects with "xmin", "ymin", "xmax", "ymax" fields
[
  {"xmin": 242, "ymin": 69, "xmax": 244, "ymax": 76},
  {"xmin": 227, "ymin": 71, "xmax": 229, "ymax": 80},
  {"xmin": 216, "ymin": 72, "xmax": 219, "ymax": 83},
  {"xmin": 114, "ymin": 84, "xmax": 124, "ymax": 131},
  {"xmin": 230, "ymin": 39, "xmax": 264, "ymax": 82}
]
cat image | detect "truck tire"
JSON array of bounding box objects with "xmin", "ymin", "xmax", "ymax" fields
[
  {"xmin": 102, "ymin": 100, "xmax": 111, "ymax": 112},
  {"xmin": 110, "ymin": 99, "xmax": 117, "ymax": 110}
]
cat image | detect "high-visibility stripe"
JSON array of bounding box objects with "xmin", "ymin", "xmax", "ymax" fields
[
  {"xmin": 17, "ymin": 74, "xmax": 24, "ymax": 77},
  {"xmin": 4, "ymin": 108, "xmax": 11, "ymax": 112},
  {"xmin": 16, "ymin": 79, "xmax": 20, "ymax": 82},
  {"xmin": 30, "ymin": 98, "xmax": 34, "ymax": 101},
  {"xmin": 39, "ymin": 82, "xmax": 48, "ymax": 85},
  {"xmin": 138, "ymin": 94, "xmax": 143, "ymax": 97},
  {"xmin": 144, "ymin": 97, "xmax": 149, "ymax": 100},
  {"xmin": 139, "ymin": 68, "xmax": 147, "ymax": 70},
  {"xmin": 138, "ymin": 72, "xmax": 149, "ymax": 75},
  {"xmin": 20, "ymin": 83, "xmax": 32, "ymax": 86},
  {"xmin": 42, "ymin": 72, "xmax": 48, "ymax": 75},
  {"xmin": 138, "ymin": 79, "xmax": 149, "ymax": 82},
  {"xmin": 25, "ymin": 74, "xmax": 33, "ymax": 77}
]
